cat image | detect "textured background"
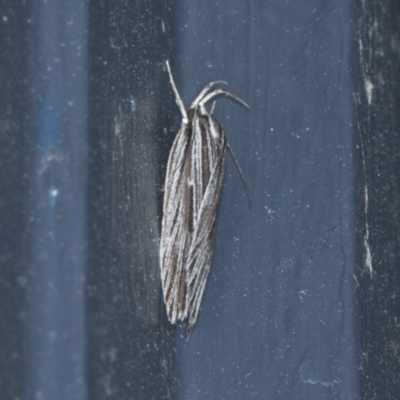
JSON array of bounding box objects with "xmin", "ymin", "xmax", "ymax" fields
[{"xmin": 0, "ymin": 0, "xmax": 399, "ymax": 399}]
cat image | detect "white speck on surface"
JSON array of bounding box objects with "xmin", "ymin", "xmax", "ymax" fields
[
  {"xmin": 363, "ymin": 161, "xmax": 373, "ymax": 277},
  {"xmin": 364, "ymin": 236, "xmax": 373, "ymax": 277},
  {"xmin": 130, "ymin": 97, "xmax": 136, "ymax": 112},
  {"xmin": 50, "ymin": 188, "xmax": 59, "ymax": 198},
  {"xmin": 299, "ymin": 360, "xmax": 340, "ymax": 387},
  {"xmin": 365, "ymin": 79, "xmax": 374, "ymax": 105}
]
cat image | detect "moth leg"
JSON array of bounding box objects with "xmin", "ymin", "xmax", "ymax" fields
[
  {"xmin": 209, "ymin": 100, "xmax": 216, "ymax": 114},
  {"xmin": 165, "ymin": 60, "xmax": 188, "ymax": 122},
  {"xmin": 227, "ymin": 143, "xmax": 252, "ymax": 207},
  {"xmin": 199, "ymin": 89, "xmax": 249, "ymax": 109}
]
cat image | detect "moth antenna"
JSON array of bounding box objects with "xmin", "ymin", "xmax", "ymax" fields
[
  {"xmin": 165, "ymin": 60, "xmax": 188, "ymax": 121},
  {"xmin": 209, "ymin": 100, "xmax": 216, "ymax": 114},
  {"xmin": 190, "ymin": 81, "xmax": 227, "ymax": 108},
  {"xmin": 200, "ymin": 89, "xmax": 250, "ymax": 109},
  {"xmin": 227, "ymin": 142, "xmax": 252, "ymax": 208}
]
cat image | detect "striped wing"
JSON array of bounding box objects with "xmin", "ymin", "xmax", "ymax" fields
[{"xmin": 160, "ymin": 109, "xmax": 226, "ymax": 334}]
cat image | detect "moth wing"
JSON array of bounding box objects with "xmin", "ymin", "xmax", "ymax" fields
[
  {"xmin": 185, "ymin": 142, "xmax": 226, "ymax": 334},
  {"xmin": 160, "ymin": 127, "xmax": 192, "ymax": 324}
]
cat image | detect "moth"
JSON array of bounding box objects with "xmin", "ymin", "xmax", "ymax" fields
[{"xmin": 160, "ymin": 60, "xmax": 249, "ymax": 337}]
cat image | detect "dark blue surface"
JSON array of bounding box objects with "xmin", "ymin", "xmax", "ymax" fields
[
  {"xmin": 1, "ymin": 0, "xmax": 400, "ymax": 399},
  {"xmin": 173, "ymin": 1, "xmax": 358, "ymax": 399},
  {"xmin": 26, "ymin": 1, "xmax": 88, "ymax": 399}
]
